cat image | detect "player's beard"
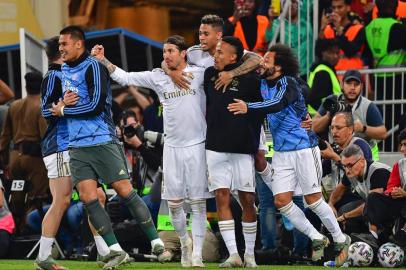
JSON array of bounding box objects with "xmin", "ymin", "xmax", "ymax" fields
[{"xmin": 260, "ymin": 66, "xmax": 276, "ymax": 79}]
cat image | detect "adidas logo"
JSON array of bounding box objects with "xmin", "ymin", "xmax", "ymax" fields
[
  {"xmin": 312, "ymin": 183, "xmax": 318, "ymax": 188},
  {"xmin": 244, "ymin": 182, "xmax": 251, "ymax": 187},
  {"xmin": 118, "ymin": 169, "xmax": 126, "ymax": 175}
]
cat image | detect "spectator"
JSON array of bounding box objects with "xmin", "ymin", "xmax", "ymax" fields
[
  {"xmin": 364, "ymin": 129, "xmax": 406, "ymax": 247},
  {"xmin": 0, "ymin": 72, "xmax": 48, "ymax": 233},
  {"xmin": 372, "ymin": 0, "xmax": 406, "ymax": 23},
  {"xmin": 0, "ymin": 178, "xmax": 15, "ymax": 258},
  {"xmin": 0, "ymin": 79, "xmax": 15, "ymax": 105},
  {"xmin": 224, "ymin": 0, "xmax": 269, "ymax": 55},
  {"xmin": 313, "ymin": 69, "xmax": 386, "ymax": 161},
  {"xmin": 266, "ymin": 0, "xmax": 314, "ymax": 77},
  {"xmin": 319, "ymin": 0, "xmax": 365, "ymax": 75},
  {"xmin": 350, "ymin": 0, "xmax": 374, "ymax": 23},
  {"xmin": 306, "ymin": 38, "xmax": 341, "ymax": 119},
  {"xmin": 365, "ymin": 0, "xmax": 406, "ymax": 151},
  {"xmin": 329, "ymin": 144, "xmax": 391, "ymax": 235}
]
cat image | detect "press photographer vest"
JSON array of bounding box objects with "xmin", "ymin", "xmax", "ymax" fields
[
  {"xmin": 337, "ymin": 94, "xmax": 379, "ymax": 161},
  {"xmin": 399, "ymin": 158, "xmax": 406, "ymax": 191},
  {"xmin": 348, "ymin": 161, "xmax": 391, "ymax": 201},
  {"xmin": 307, "ymin": 64, "xmax": 341, "ymax": 116}
]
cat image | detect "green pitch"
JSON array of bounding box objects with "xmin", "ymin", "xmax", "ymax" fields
[{"xmin": 0, "ymin": 260, "xmax": 388, "ymax": 270}]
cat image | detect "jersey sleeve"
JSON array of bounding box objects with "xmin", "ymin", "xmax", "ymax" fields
[
  {"xmin": 111, "ymin": 66, "xmax": 156, "ymax": 90},
  {"xmin": 41, "ymin": 72, "xmax": 62, "ymax": 119}
]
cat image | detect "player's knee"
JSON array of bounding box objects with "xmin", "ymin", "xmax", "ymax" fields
[
  {"xmin": 274, "ymin": 196, "xmax": 292, "ymax": 210},
  {"xmin": 168, "ymin": 200, "xmax": 184, "ymax": 213},
  {"xmin": 111, "ymin": 179, "xmax": 132, "ymax": 197},
  {"xmin": 189, "ymin": 199, "xmax": 206, "ymax": 214},
  {"xmin": 79, "ymin": 191, "xmax": 98, "ymax": 204},
  {"xmin": 97, "ymin": 187, "xmax": 106, "ymax": 206}
]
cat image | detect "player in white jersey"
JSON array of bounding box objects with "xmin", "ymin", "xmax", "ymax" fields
[{"xmin": 92, "ymin": 35, "xmax": 210, "ymax": 268}]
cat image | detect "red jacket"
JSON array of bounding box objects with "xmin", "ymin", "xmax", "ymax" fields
[{"xmin": 385, "ymin": 162, "xmax": 401, "ymax": 195}]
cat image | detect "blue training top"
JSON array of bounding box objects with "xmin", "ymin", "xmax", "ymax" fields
[
  {"xmin": 247, "ymin": 75, "xmax": 318, "ymax": 152},
  {"xmin": 61, "ymin": 52, "xmax": 117, "ymax": 148},
  {"xmin": 41, "ymin": 64, "xmax": 69, "ymax": 157}
]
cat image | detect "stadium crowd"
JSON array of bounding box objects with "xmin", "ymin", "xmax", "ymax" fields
[{"xmin": 0, "ymin": 0, "xmax": 405, "ymax": 269}]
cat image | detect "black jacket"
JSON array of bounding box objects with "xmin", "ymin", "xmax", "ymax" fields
[{"xmin": 204, "ymin": 62, "xmax": 263, "ymax": 154}]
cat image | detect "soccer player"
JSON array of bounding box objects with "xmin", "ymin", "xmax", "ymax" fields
[
  {"xmin": 228, "ymin": 44, "xmax": 351, "ymax": 267},
  {"xmin": 92, "ymin": 35, "xmax": 211, "ymax": 267},
  {"xmin": 165, "ymin": 14, "xmax": 261, "ymax": 91},
  {"xmin": 205, "ymin": 36, "xmax": 263, "ymax": 268},
  {"xmin": 51, "ymin": 26, "xmax": 169, "ymax": 270}
]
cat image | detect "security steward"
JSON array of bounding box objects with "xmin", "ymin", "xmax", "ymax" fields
[{"xmin": 0, "ymin": 72, "xmax": 48, "ymax": 231}]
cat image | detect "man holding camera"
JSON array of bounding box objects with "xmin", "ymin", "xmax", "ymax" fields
[
  {"xmin": 331, "ymin": 144, "xmax": 391, "ymax": 238},
  {"xmin": 93, "ymin": 35, "xmax": 211, "ymax": 267},
  {"xmin": 313, "ymin": 69, "xmax": 386, "ymax": 161}
]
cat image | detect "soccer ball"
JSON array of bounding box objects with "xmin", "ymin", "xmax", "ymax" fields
[
  {"xmin": 347, "ymin": 241, "xmax": 374, "ymax": 266},
  {"xmin": 378, "ymin": 242, "xmax": 404, "ymax": 268}
]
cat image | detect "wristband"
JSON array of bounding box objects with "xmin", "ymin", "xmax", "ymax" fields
[{"xmin": 60, "ymin": 105, "xmax": 65, "ymax": 116}]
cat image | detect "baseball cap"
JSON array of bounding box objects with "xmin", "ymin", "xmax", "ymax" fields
[{"xmin": 343, "ymin": 69, "xmax": 362, "ymax": 83}]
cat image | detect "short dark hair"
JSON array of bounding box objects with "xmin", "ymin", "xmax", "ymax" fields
[
  {"xmin": 398, "ymin": 128, "xmax": 406, "ymax": 143},
  {"xmin": 25, "ymin": 72, "xmax": 43, "ymax": 95},
  {"xmin": 269, "ymin": 44, "xmax": 299, "ymax": 77},
  {"xmin": 201, "ymin": 14, "xmax": 224, "ymax": 31},
  {"xmin": 60, "ymin": 25, "xmax": 86, "ymax": 41},
  {"xmin": 164, "ymin": 35, "xmax": 188, "ymax": 51},
  {"xmin": 221, "ymin": 36, "xmax": 244, "ymax": 62},
  {"xmin": 315, "ymin": 38, "xmax": 339, "ymax": 59},
  {"xmin": 341, "ymin": 144, "xmax": 364, "ymax": 159},
  {"xmin": 332, "ymin": 0, "xmax": 352, "ymax": 5},
  {"xmin": 376, "ymin": 0, "xmax": 398, "ymax": 17},
  {"xmin": 45, "ymin": 36, "xmax": 61, "ymax": 63}
]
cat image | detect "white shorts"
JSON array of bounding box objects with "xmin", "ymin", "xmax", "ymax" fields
[
  {"xmin": 162, "ymin": 143, "xmax": 212, "ymax": 200},
  {"xmin": 258, "ymin": 125, "xmax": 268, "ymax": 153},
  {"xmin": 43, "ymin": 151, "xmax": 71, "ymax": 179},
  {"xmin": 268, "ymin": 147, "xmax": 322, "ymax": 196},
  {"xmin": 206, "ymin": 150, "xmax": 255, "ymax": 193}
]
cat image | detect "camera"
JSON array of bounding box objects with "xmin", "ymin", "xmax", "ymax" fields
[
  {"xmin": 123, "ymin": 124, "xmax": 164, "ymax": 146},
  {"xmin": 318, "ymin": 137, "xmax": 341, "ymax": 155},
  {"xmin": 325, "ymin": 7, "xmax": 333, "ymax": 17},
  {"xmin": 322, "ymin": 96, "xmax": 352, "ymax": 115}
]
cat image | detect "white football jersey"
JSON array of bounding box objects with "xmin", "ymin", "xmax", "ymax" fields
[
  {"xmin": 111, "ymin": 65, "xmax": 206, "ymax": 147},
  {"xmin": 187, "ymin": 45, "xmax": 214, "ymax": 69}
]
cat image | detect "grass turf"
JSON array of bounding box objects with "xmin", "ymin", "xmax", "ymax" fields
[{"xmin": 0, "ymin": 260, "xmax": 390, "ymax": 270}]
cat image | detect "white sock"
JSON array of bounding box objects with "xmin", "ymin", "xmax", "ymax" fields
[
  {"xmin": 94, "ymin": 235, "xmax": 110, "ymax": 256},
  {"xmin": 308, "ymin": 198, "xmax": 346, "ymax": 243},
  {"xmin": 168, "ymin": 200, "xmax": 188, "ymax": 243},
  {"xmin": 279, "ymin": 201, "xmax": 324, "ymax": 241},
  {"xmin": 38, "ymin": 236, "xmax": 54, "ymax": 261},
  {"xmin": 190, "ymin": 199, "xmax": 207, "ymax": 258},
  {"xmin": 257, "ymin": 162, "xmax": 273, "ymax": 186},
  {"xmin": 151, "ymin": 238, "xmax": 164, "ymax": 249},
  {"xmin": 109, "ymin": 243, "xmax": 123, "ymax": 252},
  {"xmin": 242, "ymin": 221, "xmax": 257, "ymax": 256},
  {"xmin": 219, "ymin": 220, "xmax": 238, "ymax": 255}
]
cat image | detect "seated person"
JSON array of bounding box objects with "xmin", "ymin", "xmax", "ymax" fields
[
  {"xmin": 364, "ymin": 129, "xmax": 406, "ymax": 246},
  {"xmin": 0, "ymin": 178, "xmax": 15, "ymax": 258},
  {"xmin": 329, "ymin": 144, "xmax": 390, "ymax": 235}
]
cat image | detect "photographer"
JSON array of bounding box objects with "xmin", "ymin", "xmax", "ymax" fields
[
  {"xmin": 120, "ymin": 110, "xmax": 164, "ymax": 222},
  {"xmin": 313, "ymin": 69, "xmax": 386, "ymax": 161}
]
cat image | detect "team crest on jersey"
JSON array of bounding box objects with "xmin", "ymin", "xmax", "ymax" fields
[
  {"xmin": 229, "ymin": 79, "xmax": 239, "ymax": 92},
  {"xmin": 64, "ymin": 80, "xmax": 79, "ymax": 94},
  {"xmin": 185, "ymin": 72, "xmax": 194, "ymax": 80}
]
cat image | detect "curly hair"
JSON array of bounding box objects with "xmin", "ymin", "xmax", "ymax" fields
[{"xmin": 268, "ymin": 44, "xmax": 299, "ymax": 77}]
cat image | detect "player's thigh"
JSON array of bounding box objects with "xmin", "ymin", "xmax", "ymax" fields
[
  {"xmin": 162, "ymin": 145, "xmax": 186, "ymax": 200},
  {"xmin": 43, "ymin": 151, "xmax": 71, "ymax": 179},
  {"xmin": 231, "ymin": 153, "xmax": 255, "ymax": 193},
  {"xmin": 295, "ymin": 147, "xmax": 322, "ymax": 196},
  {"xmin": 206, "ymin": 150, "xmax": 232, "ymax": 192},
  {"xmin": 69, "ymin": 147, "xmax": 98, "ymax": 186},
  {"xmin": 269, "ymin": 151, "xmax": 296, "ymax": 195},
  {"xmin": 184, "ymin": 143, "xmax": 212, "ymax": 199}
]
